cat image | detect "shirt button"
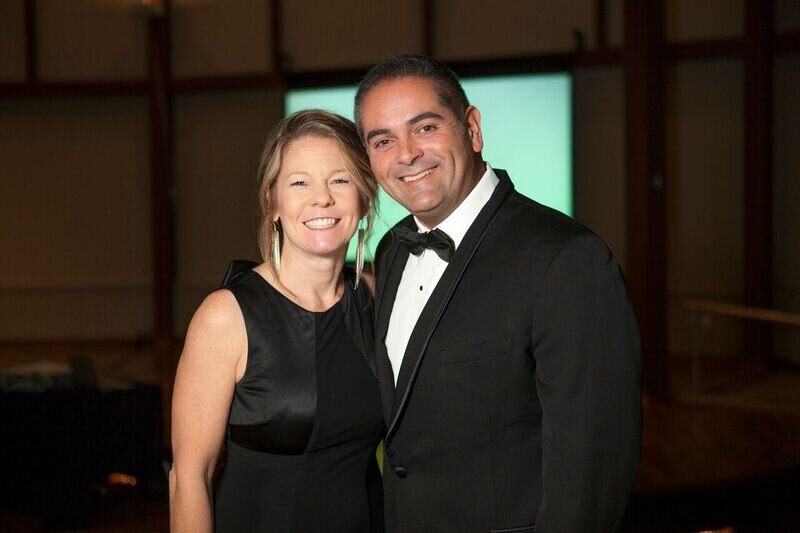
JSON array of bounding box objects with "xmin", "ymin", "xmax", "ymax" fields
[{"xmin": 394, "ymin": 466, "xmax": 408, "ymax": 478}]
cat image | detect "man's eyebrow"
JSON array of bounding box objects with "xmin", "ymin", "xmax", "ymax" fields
[
  {"xmin": 408, "ymin": 111, "xmax": 444, "ymax": 125},
  {"xmin": 365, "ymin": 128, "xmax": 390, "ymax": 144},
  {"xmin": 364, "ymin": 111, "xmax": 445, "ymax": 144}
]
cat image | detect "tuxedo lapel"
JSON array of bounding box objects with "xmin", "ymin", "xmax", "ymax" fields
[{"xmin": 386, "ymin": 172, "xmax": 515, "ymax": 440}]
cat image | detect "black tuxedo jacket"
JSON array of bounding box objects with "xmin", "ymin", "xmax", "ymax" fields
[{"xmin": 374, "ymin": 170, "xmax": 642, "ymax": 533}]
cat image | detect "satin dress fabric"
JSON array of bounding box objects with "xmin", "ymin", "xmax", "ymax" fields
[{"xmin": 213, "ymin": 263, "xmax": 384, "ymax": 533}]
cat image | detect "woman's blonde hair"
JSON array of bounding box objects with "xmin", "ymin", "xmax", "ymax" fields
[{"xmin": 256, "ymin": 109, "xmax": 378, "ymax": 266}]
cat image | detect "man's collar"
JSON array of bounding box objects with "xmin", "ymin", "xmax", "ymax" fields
[{"xmin": 414, "ymin": 163, "xmax": 500, "ymax": 249}]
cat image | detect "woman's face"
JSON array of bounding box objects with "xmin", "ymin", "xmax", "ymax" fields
[{"xmin": 272, "ymin": 136, "xmax": 363, "ymax": 264}]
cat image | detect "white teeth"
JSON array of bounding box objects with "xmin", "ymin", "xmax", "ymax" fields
[
  {"xmin": 401, "ymin": 167, "xmax": 436, "ymax": 183},
  {"xmin": 304, "ymin": 218, "xmax": 338, "ymax": 229}
]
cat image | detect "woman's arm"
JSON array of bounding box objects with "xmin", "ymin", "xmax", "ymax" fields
[{"xmin": 170, "ymin": 289, "xmax": 246, "ymax": 533}]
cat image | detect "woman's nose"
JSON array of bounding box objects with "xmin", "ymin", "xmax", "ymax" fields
[{"xmin": 311, "ymin": 184, "xmax": 334, "ymax": 207}]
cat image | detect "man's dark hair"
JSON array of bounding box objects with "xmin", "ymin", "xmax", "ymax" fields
[{"xmin": 354, "ymin": 55, "xmax": 470, "ymax": 141}]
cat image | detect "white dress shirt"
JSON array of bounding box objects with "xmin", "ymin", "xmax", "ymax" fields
[{"xmin": 385, "ymin": 164, "xmax": 500, "ymax": 383}]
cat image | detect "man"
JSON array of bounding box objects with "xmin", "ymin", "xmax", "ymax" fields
[{"xmin": 355, "ymin": 55, "xmax": 642, "ymax": 533}]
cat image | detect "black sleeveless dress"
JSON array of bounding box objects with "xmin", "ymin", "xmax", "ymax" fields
[{"xmin": 214, "ymin": 262, "xmax": 384, "ymax": 533}]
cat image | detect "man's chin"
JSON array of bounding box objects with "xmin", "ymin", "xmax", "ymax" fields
[{"xmin": 410, "ymin": 207, "xmax": 448, "ymax": 229}]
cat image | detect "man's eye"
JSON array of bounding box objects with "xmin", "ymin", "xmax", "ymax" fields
[
  {"xmin": 418, "ymin": 124, "xmax": 436, "ymax": 133},
  {"xmin": 373, "ymin": 139, "xmax": 391, "ymax": 150}
]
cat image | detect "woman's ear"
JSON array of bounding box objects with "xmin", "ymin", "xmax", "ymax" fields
[{"xmin": 265, "ymin": 190, "xmax": 278, "ymax": 221}]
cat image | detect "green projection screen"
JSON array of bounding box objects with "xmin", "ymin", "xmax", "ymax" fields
[{"xmin": 285, "ymin": 73, "xmax": 571, "ymax": 261}]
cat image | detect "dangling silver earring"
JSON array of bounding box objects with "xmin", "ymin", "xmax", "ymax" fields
[
  {"xmin": 271, "ymin": 220, "xmax": 281, "ymax": 275},
  {"xmin": 354, "ymin": 221, "xmax": 365, "ymax": 289}
]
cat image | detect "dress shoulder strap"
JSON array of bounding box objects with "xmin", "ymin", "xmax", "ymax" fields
[{"xmin": 220, "ymin": 260, "xmax": 259, "ymax": 288}]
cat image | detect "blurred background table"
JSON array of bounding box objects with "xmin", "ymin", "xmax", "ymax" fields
[{"xmin": 0, "ymin": 381, "xmax": 163, "ymax": 529}]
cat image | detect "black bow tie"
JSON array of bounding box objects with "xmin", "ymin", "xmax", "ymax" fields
[{"xmin": 393, "ymin": 225, "xmax": 455, "ymax": 262}]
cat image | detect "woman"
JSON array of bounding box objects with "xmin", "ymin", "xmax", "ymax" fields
[{"xmin": 170, "ymin": 110, "xmax": 383, "ymax": 532}]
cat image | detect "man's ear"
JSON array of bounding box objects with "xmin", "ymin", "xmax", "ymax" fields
[{"xmin": 465, "ymin": 105, "xmax": 483, "ymax": 153}]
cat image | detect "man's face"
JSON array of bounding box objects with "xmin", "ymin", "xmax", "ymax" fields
[{"xmin": 360, "ymin": 76, "xmax": 484, "ymax": 229}]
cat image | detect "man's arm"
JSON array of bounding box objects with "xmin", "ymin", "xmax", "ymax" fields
[{"xmin": 533, "ymin": 232, "xmax": 642, "ymax": 532}]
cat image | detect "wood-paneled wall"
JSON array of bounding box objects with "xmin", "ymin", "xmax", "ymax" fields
[{"xmin": 1, "ymin": 0, "xmax": 798, "ymax": 373}]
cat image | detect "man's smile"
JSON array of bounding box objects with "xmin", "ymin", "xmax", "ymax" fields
[{"xmin": 400, "ymin": 166, "xmax": 437, "ymax": 183}]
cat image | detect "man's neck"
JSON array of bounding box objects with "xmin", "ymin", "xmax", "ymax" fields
[
  {"xmin": 417, "ymin": 160, "xmax": 486, "ymax": 230},
  {"xmin": 415, "ymin": 163, "xmax": 499, "ymax": 249}
]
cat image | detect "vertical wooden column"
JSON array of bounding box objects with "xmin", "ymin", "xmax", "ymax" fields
[
  {"xmin": 743, "ymin": 0, "xmax": 774, "ymax": 363},
  {"xmin": 147, "ymin": 0, "xmax": 176, "ymax": 357},
  {"xmin": 271, "ymin": 0, "xmax": 287, "ymax": 115},
  {"xmin": 624, "ymin": 0, "xmax": 669, "ymax": 398},
  {"xmin": 595, "ymin": 0, "xmax": 607, "ymax": 50},
  {"xmin": 422, "ymin": 0, "xmax": 435, "ymax": 57},
  {"xmin": 24, "ymin": 0, "xmax": 38, "ymax": 83}
]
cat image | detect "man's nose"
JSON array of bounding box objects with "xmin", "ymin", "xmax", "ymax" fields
[{"xmin": 397, "ymin": 137, "xmax": 423, "ymax": 166}]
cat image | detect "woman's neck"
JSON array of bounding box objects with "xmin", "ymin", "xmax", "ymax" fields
[{"xmin": 257, "ymin": 251, "xmax": 345, "ymax": 312}]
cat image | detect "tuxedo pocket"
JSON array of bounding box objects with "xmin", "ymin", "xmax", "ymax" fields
[{"xmin": 439, "ymin": 334, "xmax": 513, "ymax": 366}]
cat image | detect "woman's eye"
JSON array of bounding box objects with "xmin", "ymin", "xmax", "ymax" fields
[
  {"xmin": 289, "ymin": 180, "xmax": 306, "ymax": 187},
  {"xmin": 331, "ymin": 177, "xmax": 350, "ymax": 185}
]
